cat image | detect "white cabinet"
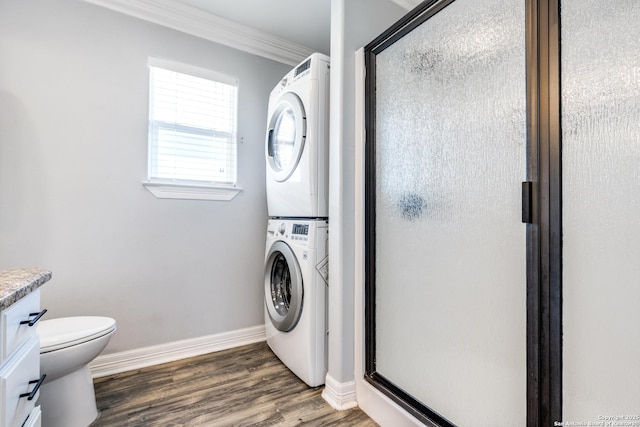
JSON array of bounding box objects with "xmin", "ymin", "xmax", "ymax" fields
[
  {"xmin": 22, "ymin": 406, "xmax": 41, "ymax": 427},
  {"xmin": 0, "ymin": 290, "xmax": 44, "ymax": 427}
]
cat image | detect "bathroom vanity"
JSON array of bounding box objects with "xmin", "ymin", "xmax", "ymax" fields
[{"xmin": 0, "ymin": 269, "xmax": 51, "ymax": 427}]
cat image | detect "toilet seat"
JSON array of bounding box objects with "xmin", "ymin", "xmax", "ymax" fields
[{"xmin": 38, "ymin": 316, "xmax": 117, "ymax": 353}]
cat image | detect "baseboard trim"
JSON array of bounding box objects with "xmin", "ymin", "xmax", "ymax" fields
[
  {"xmin": 90, "ymin": 324, "xmax": 266, "ymax": 378},
  {"xmin": 322, "ymin": 374, "xmax": 358, "ymax": 410}
]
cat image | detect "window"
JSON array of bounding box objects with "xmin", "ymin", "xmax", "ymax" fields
[{"xmin": 143, "ymin": 58, "xmax": 241, "ymax": 201}]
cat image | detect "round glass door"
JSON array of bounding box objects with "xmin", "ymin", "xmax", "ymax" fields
[
  {"xmin": 264, "ymin": 241, "xmax": 303, "ymax": 331},
  {"xmin": 266, "ymin": 92, "xmax": 306, "ymax": 182}
]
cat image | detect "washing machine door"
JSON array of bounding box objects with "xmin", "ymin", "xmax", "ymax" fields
[
  {"xmin": 266, "ymin": 92, "xmax": 306, "ymax": 182},
  {"xmin": 265, "ymin": 240, "xmax": 304, "ymax": 332}
]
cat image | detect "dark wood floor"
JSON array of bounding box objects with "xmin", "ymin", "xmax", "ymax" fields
[{"xmin": 92, "ymin": 342, "xmax": 377, "ymax": 426}]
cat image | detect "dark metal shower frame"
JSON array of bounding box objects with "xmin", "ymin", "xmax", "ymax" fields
[{"xmin": 363, "ymin": 0, "xmax": 562, "ymax": 425}]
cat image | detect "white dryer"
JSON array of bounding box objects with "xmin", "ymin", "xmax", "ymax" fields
[
  {"xmin": 265, "ymin": 53, "xmax": 330, "ymax": 218},
  {"xmin": 264, "ymin": 218, "xmax": 329, "ymax": 387}
]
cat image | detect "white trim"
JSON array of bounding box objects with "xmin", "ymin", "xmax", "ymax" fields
[
  {"xmin": 142, "ymin": 181, "xmax": 242, "ymax": 201},
  {"xmin": 388, "ymin": 0, "xmax": 422, "ymax": 10},
  {"xmin": 326, "ymin": 0, "xmax": 349, "ymax": 388},
  {"xmin": 90, "ymin": 324, "xmax": 266, "ymax": 378},
  {"xmin": 354, "ymin": 47, "xmax": 366, "ymax": 389},
  {"xmin": 82, "ymin": 0, "xmax": 314, "ymax": 66},
  {"xmin": 322, "ymin": 374, "xmax": 358, "ymax": 410},
  {"xmin": 356, "ymin": 381, "xmax": 427, "ymax": 427}
]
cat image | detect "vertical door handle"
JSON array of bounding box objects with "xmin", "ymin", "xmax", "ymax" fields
[{"xmin": 522, "ymin": 181, "xmax": 533, "ymax": 224}]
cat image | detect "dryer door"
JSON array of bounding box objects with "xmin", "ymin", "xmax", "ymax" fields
[
  {"xmin": 264, "ymin": 241, "xmax": 304, "ymax": 332},
  {"xmin": 266, "ymin": 92, "xmax": 306, "ymax": 182}
]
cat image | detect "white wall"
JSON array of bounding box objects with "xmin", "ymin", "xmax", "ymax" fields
[
  {"xmin": 0, "ymin": 0, "xmax": 290, "ymax": 353},
  {"xmin": 325, "ymin": 0, "xmax": 406, "ymax": 408}
]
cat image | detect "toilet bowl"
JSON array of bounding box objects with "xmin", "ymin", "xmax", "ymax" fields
[{"xmin": 37, "ymin": 316, "xmax": 117, "ymax": 427}]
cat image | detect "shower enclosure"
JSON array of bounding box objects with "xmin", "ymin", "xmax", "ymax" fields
[{"xmin": 364, "ymin": 0, "xmax": 640, "ymax": 425}]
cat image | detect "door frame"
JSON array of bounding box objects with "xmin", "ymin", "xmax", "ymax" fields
[
  {"xmin": 362, "ymin": 0, "xmax": 563, "ymax": 425},
  {"xmin": 525, "ymin": 0, "xmax": 562, "ymax": 424}
]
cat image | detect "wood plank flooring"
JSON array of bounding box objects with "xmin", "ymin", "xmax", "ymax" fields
[{"xmin": 92, "ymin": 342, "xmax": 377, "ymax": 426}]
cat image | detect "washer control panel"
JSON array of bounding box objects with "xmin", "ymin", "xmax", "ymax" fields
[
  {"xmin": 268, "ymin": 220, "xmax": 320, "ymax": 243},
  {"xmin": 291, "ymin": 223, "xmax": 309, "ymax": 241}
]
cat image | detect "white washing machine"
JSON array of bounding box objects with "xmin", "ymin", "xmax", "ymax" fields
[
  {"xmin": 265, "ymin": 53, "xmax": 330, "ymax": 218},
  {"xmin": 264, "ymin": 218, "xmax": 329, "ymax": 387}
]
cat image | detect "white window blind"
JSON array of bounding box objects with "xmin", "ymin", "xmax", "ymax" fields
[{"xmin": 148, "ymin": 58, "xmax": 238, "ymax": 186}]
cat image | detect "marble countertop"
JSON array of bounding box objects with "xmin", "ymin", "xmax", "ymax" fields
[{"xmin": 0, "ymin": 268, "xmax": 52, "ymax": 311}]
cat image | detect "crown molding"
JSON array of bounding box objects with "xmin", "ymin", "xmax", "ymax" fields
[
  {"xmin": 388, "ymin": 0, "xmax": 422, "ymax": 10},
  {"xmin": 83, "ymin": 0, "xmax": 315, "ymax": 66}
]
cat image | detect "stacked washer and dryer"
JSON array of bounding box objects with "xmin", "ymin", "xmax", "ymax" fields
[{"xmin": 263, "ymin": 53, "xmax": 330, "ymax": 387}]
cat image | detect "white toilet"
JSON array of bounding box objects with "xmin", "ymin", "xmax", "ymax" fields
[{"xmin": 37, "ymin": 316, "xmax": 117, "ymax": 427}]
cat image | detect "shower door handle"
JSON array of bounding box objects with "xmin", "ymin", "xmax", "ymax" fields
[{"xmin": 522, "ymin": 181, "xmax": 534, "ymax": 224}]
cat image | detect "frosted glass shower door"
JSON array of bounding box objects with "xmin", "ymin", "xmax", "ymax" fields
[
  {"xmin": 561, "ymin": 0, "xmax": 640, "ymax": 421},
  {"xmin": 369, "ymin": 0, "xmax": 526, "ymax": 425}
]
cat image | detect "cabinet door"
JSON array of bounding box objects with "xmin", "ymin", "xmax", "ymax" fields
[
  {"xmin": 22, "ymin": 406, "xmax": 42, "ymax": 427},
  {"xmin": 1, "ymin": 290, "xmax": 40, "ymax": 364},
  {"xmin": 0, "ymin": 336, "xmax": 40, "ymax": 427}
]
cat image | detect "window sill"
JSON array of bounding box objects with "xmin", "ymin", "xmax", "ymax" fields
[{"xmin": 142, "ymin": 181, "xmax": 242, "ymax": 201}]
